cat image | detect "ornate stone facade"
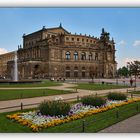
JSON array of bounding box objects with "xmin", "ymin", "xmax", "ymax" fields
[
  {"xmin": 1, "ymin": 24, "xmax": 117, "ymax": 80},
  {"xmin": 0, "ymin": 51, "xmax": 15, "ymax": 79}
]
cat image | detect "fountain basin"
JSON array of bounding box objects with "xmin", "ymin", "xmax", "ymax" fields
[{"xmin": 0, "ymin": 80, "xmax": 42, "ymax": 84}]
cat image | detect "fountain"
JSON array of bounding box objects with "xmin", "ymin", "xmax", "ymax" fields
[
  {"xmin": 14, "ymin": 51, "xmax": 18, "ymax": 81},
  {"xmin": 0, "ymin": 47, "xmax": 41, "ymax": 84}
]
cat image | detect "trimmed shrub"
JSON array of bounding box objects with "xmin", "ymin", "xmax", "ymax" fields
[
  {"xmin": 38, "ymin": 100, "xmax": 70, "ymax": 116},
  {"xmin": 107, "ymin": 92, "xmax": 127, "ymax": 101},
  {"xmin": 81, "ymin": 95, "xmax": 106, "ymax": 107}
]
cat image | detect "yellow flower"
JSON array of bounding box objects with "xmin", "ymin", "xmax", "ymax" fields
[{"xmin": 6, "ymin": 98, "xmax": 140, "ymax": 132}]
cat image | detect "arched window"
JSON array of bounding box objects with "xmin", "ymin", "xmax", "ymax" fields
[
  {"xmin": 81, "ymin": 52, "xmax": 86, "ymax": 60},
  {"xmin": 66, "ymin": 52, "xmax": 70, "ymax": 60},
  {"xmin": 56, "ymin": 39, "xmax": 59, "ymax": 42},
  {"xmin": 66, "ymin": 66, "xmax": 70, "ymax": 70},
  {"xmin": 82, "ymin": 66, "xmax": 85, "ymax": 70},
  {"xmin": 74, "ymin": 52, "xmax": 78, "ymax": 60},
  {"xmin": 74, "ymin": 66, "xmax": 78, "ymax": 70},
  {"xmin": 66, "ymin": 37, "xmax": 69, "ymax": 40},
  {"xmin": 89, "ymin": 53, "xmax": 92, "ymax": 61}
]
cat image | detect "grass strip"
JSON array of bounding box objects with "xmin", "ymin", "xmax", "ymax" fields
[
  {"xmin": 0, "ymin": 89, "xmax": 73, "ymax": 101},
  {"xmin": 74, "ymin": 83, "xmax": 129, "ymax": 90}
]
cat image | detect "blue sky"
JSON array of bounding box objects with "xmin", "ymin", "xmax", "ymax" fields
[{"xmin": 0, "ymin": 8, "xmax": 140, "ymax": 68}]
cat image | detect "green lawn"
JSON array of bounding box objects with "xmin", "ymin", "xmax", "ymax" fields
[
  {"xmin": 74, "ymin": 83, "xmax": 129, "ymax": 90},
  {"xmin": 0, "ymin": 101, "xmax": 140, "ymax": 132},
  {"xmin": 130, "ymin": 91, "xmax": 140, "ymax": 94},
  {"xmin": 0, "ymin": 89, "xmax": 73, "ymax": 101},
  {"xmin": 0, "ymin": 80, "xmax": 62, "ymax": 88}
]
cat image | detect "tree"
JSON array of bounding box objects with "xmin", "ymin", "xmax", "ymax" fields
[
  {"xmin": 127, "ymin": 61, "xmax": 140, "ymax": 87},
  {"xmin": 117, "ymin": 66, "xmax": 129, "ymax": 77}
]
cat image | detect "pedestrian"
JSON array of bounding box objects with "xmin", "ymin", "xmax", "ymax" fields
[{"xmin": 130, "ymin": 78, "xmax": 133, "ymax": 87}]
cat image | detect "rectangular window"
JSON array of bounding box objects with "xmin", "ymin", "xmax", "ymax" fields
[
  {"xmin": 66, "ymin": 72, "xmax": 70, "ymax": 77},
  {"xmin": 66, "ymin": 37, "xmax": 69, "ymax": 40},
  {"xmin": 82, "ymin": 72, "xmax": 85, "ymax": 77},
  {"xmin": 72, "ymin": 38, "xmax": 74, "ymax": 41},
  {"xmin": 74, "ymin": 71, "xmax": 78, "ymax": 77},
  {"xmin": 77, "ymin": 38, "xmax": 79, "ymax": 41},
  {"xmin": 82, "ymin": 39, "xmax": 84, "ymax": 42},
  {"xmin": 87, "ymin": 39, "xmax": 88, "ymax": 42}
]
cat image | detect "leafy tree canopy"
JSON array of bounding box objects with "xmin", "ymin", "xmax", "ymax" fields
[
  {"xmin": 117, "ymin": 66, "xmax": 129, "ymax": 77},
  {"xmin": 127, "ymin": 61, "xmax": 140, "ymax": 77}
]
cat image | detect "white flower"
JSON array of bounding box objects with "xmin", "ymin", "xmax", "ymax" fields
[
  {"xmin": 17, "ymin": 98, "xmax": 130, "ymax": 126},
  {"xmin": 54, "ymin": 96, "xmax": 64, "ymax": 101}
]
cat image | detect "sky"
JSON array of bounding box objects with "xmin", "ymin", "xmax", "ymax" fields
[{"xmin": 0, "ymin": 8, "xmax": 140, "ymax": 68}]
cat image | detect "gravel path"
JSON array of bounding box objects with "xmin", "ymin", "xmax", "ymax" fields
[
  {"xmin": 100, "ymin": 113, "xmax": 140, "ymax": 133},
  {"xmin": 0, "ymin": 83, "xmax": 139, "ymax": 113}
]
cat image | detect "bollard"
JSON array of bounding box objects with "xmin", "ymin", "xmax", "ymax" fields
[
  {"xmin": 21, "ymin": 102, "xmax": 23, "ymax": 110},
  {"xmin": 131, "ymin": 93, "xmax": 133, "ymax": 98},
  {"xmin": 77, "ymin": 95, "xmax": 79, "ymax": 101},
  {"xmin": 82, "ymin": 120, "xmax": 85, "ymax": 132}
]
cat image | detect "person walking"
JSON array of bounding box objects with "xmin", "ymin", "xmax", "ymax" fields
[{"xmin": 130, "ymin": 78, "xmax": 133, "ymax": 87}]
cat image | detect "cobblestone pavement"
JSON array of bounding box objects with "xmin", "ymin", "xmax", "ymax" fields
[
  {"xmin": 0, "ymin": 83, "xmax": 140, "ymax": 113},
  {"xmin": 99, "ymin": 113, "xmax": 140, "ymax": 133}
]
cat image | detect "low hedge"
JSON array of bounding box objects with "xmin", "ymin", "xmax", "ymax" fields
[
  {"xmin": 107, "ymin": 92, "xmax": 127, "ymax": 101},
  {"xmin": 38, "ymin": 100, "xmax": 71, "ymax": 116},
  {"xmin": 81, "ymin": 95, "xmax": 106, "ymax": 107}
]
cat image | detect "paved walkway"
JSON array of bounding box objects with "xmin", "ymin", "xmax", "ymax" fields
[
  {"xmin": 100, "ymin": 113, "xmax": 140, "ymax": 133},
  {"xmin": 0, "ymin": 83, "xmax": 140, "ymax": 113},
  {"xmin": 0, "ymin": 83, "xmax": 76, "ymax": 90}
]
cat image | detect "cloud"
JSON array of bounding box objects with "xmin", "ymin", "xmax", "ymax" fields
[
  {"xmin": 124, "ymin": 58, "xmax": 140, "ymax": 64},
  {"xmin": 117, "ymin": 57, "xmax": 140, "ymax": 68},
  {"xmin": 117, "ymin": 40, "xmax": 126, "ymax": 46},
  {"xmin": 133, "ymin": 40, "xmax": 140, "ymax": 47},
  {"xmin": 0, "ymin": 48, "xmax": 8, "ymax": 55}
]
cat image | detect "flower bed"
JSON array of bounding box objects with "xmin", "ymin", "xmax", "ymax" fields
[{"xmin": 6, "ymin": 98, "xmax": 140, "ymax": 132}]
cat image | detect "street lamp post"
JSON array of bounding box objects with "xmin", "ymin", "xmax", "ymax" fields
[
  {"xmin": 123, "ymin": 77, "xmax": 125, "ymax": 86},
  {"xmin": 134, "ymin": 75, "xmax": 137, "ymax": 87},
  {"xmin": 116, "ymin": 71, "xmax": 118, "ymax": 85}
]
